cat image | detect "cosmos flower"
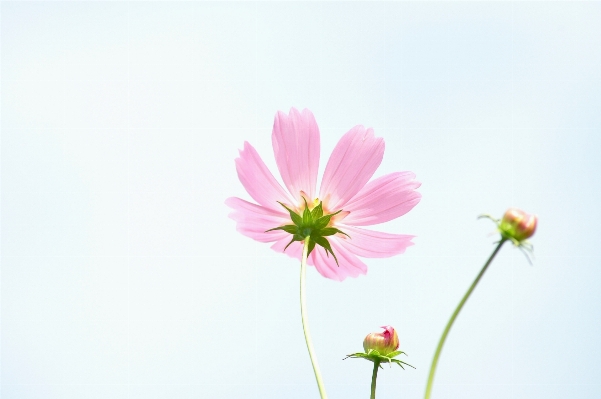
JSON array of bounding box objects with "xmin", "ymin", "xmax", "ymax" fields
[{"xmin": 225, "ymin": 108, "xmax": 421, "ymax": 281}]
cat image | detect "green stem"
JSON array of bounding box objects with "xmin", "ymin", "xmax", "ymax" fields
[
  {"xmin": 424, "ymin": 239, "xmax": 506, "ymax": 399},
  {"xmin": 300, "ymin": 237, "xmax": 328, "ymax": 399},
  {"xmin": 371, "ymin": 360, "xmax": 380, "ymax": 399}
]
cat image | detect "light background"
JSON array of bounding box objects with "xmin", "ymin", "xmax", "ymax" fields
[{"xmin": 1, "ymin": 2, "xmax": 600, "ymax": 398}]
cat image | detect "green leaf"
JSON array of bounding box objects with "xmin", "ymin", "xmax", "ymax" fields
[
  {"xmin": 278, "ymin": 202, "xmax": 302, "ymax": 226},
  {"xmin": 386, "ymin": 350, "xmax": 403, "ymax": 358},
  {"xmin": 311, "ymin": 202, "xmax": 323, "ymax": 220},
  {"xmin": 265, "ymin": 225, "xmax": 298, "ymax": 234}
]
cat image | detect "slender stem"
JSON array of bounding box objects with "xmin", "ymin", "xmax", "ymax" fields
[
  {"xmin": 424, "ymin": 239, "xmax": 507, "ymax": 399},
  {"xmin": 300, "ymin": 237, "xmax": 328, "ymax": 399},
  {"xmin": 370, "ymin": 361, "xmax": 380, "ymax": 399}
]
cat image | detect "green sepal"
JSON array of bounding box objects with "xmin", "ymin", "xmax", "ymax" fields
[
  {"xmin": 344, "ymin": 349, "xmax": 415, "ymax": 370},
  {"xmin": 386, "ymin": 350, "xmax": 403, "ymax": 358},
  {"xmin": 283, "ymin": 234, "xmax": 304, "ymax": 251},
  {"xmin": 367, "ymin": 349, "xmax": 380, "ymax": 356},
  {"xmin": 266, "ymin": 224, "xmax": 298, "ymax": 234},
  {"xmin": 319, "ymin": 227, "xmax": 338, "ymax": 236},
  {"xmin": 320, "ymin": 227, "xmax": 349, "ymax": 237},
  {"xmin": 307, "ymin": 239, "xmax": 316, "ymax": 256},
  {"xmin": 312, "ymin": 235, "xmax": 339, "ymax": 266},
  {"xmin": 283, "ymin": 238, "xmax": 295, "ymax": 252},
  {"xmin": 265, "ymin": 201, "xmax": 350, "ymax": 265},
  {"xmin": 311, "ymin": 202, "xmax": 323, "ymax": 220},
  {"xmin": 314, "ymin": 210, "xmax": 341, "ymax": 230},
  {"xmin": 302, "ymin": 198, "xmax": 312, "ymax": 226},
  {"xmin": 345, "ymin": 352, "xmax": 370, "ymax": 360},
  {"xmin": 278, "ymin": 202, "xmax": 302, "ymax": 226}
]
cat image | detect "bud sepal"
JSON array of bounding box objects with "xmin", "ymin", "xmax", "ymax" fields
[{"xmin": 344, "ymin": 349, "xmax": 414, "ymax": 370}]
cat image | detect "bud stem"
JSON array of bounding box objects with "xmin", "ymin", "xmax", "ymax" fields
[
  {"xmin": 300, "ymin": 237, "xmax": 328, "ymax": 399},
  {"xmin": 424, "ymin": 239, "xmax": 507, "ymax": 399},
  {"xmin": 370, "ymin": 360, "xmax": 380, "ymax": 399}
]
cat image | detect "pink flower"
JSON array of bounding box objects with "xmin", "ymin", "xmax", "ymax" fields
[
  {"xmin": 363, "ymin": 326, "xmax": 400, "ymax": 355},
  {"xmin": 225, "ymin": 108, "xmax": 421, "ymax": 281}
]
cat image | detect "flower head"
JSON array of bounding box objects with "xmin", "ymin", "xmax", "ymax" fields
[
  {"xmin": 363, "ymin": 326, "xmax": 399, "ymax": 356},
  {"xmin": 480, "ymin": 207, "xmax": 537, "ymax": 249},
  {"xmin": 500, "ymin": 208, "xmax": 537, "ymax": 242},
  {"xmin": 226, "ymin": 108, "xmax": 421, "ymax": 281},
  {"xmin": 345, "ymin": 325, "xmax": 414, "ymax": 369}
]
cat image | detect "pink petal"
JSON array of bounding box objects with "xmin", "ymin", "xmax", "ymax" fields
[
  {"xmin": 319, "ymin": 126, "xmax": 384, "ymax": 210},
  {"xmin": 337, "ymin": 225, "xmax": 415, "ymax": 258},
  {"xmin": 272, "ymin": 108, "xmax": 320, "ymax": 202},
  {"xmin": 311, "ymin": 238, "xmax": 368, "ymax": 281},
  {"xmin": 269, "ymin": 235, "xmax": 367, "ymax": 281},
  {"xmin": 235, "ymin": 141, "xmax": 294, "ymax": 212},
  {"xmin": 225, "ymin": 197, "xmax": 290, "ymax": 243},
  {"xmin": 342, "ymin": 172, "xmax": 422, "ymax": 226},
  {"xmin": 270, "ymin": 236, "xmax": 304, "ymax": 259}
]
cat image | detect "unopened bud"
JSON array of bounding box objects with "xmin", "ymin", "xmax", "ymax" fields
[
  {"xmin": 500, "ymin": 208, "xmax": 537, "ymax": 242},
  {"xmin": 363, "ymin": 326, "xmax": 399, "ymax": 356}
]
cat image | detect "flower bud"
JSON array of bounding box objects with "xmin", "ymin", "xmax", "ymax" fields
[
  {"xmin": 363, "ymin": 326, "xmax": 399, "ymax": 356},
  {"xmin": 500, "ymin": 208, "xmax": 537, "ymax": 241}
]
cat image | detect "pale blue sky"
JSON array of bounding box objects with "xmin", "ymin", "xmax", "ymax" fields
[{"xmin": 2, "ymin": 2, "xmax": 600, "ymax": 399}]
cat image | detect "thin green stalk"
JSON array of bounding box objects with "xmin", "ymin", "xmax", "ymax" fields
[
  {"xmin": 370, "ymin": 360, "xmax": 380, "ymax": 399},
  {"xmin": 300, "ymin": 237, "xmax": 328, "ymax": 399},
  {"xmin": 424, "ymin": 239, "xmax": 507, "ymax": 399}
]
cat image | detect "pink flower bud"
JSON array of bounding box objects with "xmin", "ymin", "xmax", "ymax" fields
[
  {"xmin": 500, "ymin": 208, "xmax": 537, "ymax": 241},
  {"xmin": 363, "ymin": 326, "xmax": 399, "ymax": 356}
]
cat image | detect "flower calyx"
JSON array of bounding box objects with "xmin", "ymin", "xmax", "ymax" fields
[{"xmin": 266, "ymin": 199, "xmax": 349, "ymax": 266}]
